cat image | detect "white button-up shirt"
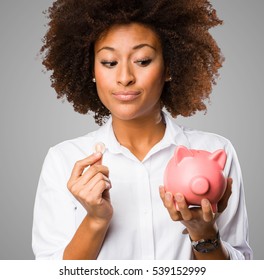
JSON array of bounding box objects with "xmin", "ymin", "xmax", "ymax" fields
[{"xmin": 32, "ymin": 112, "xmax": 253, "ymax": 260}]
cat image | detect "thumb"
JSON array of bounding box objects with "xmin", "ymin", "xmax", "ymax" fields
[{"xmin": 93, "ymin": 152, "xmax": 103, "ymax": 165}]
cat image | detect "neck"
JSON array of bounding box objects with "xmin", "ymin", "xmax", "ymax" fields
[{"xmin": 112, "ymin": 111, "xmax": 166, "ymax": 161}]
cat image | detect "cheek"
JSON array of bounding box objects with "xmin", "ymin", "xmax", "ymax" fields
[
  {"xmin": 140, "ymin": 67, "xmax": 165, "ymax": 93},
  {"xmin": 94, "ymin": 67, "xmax": 113, "ymax": 97},
  {"xmin": 94, "ymin": 65, "xmax": 111, "ymax": 85}
]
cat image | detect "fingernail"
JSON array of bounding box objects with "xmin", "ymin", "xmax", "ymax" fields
[
  {"xmin": 175, "ymin": 193, "xmax": 183, "ymax": 202},
  {"xmin": 165, "ymin": 192, "xmax": 172, "ymax": 201}
]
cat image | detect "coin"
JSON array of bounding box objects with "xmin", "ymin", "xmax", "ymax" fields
[{"xmin": 93, "ymin": 142, "xmax": 106, "ymax": 154}]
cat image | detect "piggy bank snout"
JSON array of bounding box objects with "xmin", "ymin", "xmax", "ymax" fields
[{"xmin": 190, "ymin": 176, "xmax": 209, "ymax": 195}]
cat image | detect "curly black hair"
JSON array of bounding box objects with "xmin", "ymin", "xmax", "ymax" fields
[{"xmin": 40, "ymin": 0, "xmax": 224, "ymax": 125}]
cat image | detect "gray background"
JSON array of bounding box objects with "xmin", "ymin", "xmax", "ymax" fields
[{"xmin": 0, "ymin": 0, "xmax": 263, "ymax": 259}]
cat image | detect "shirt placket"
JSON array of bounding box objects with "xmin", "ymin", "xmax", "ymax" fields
[{"xmin": 136, "ymin": 161, "xmax": 155, "ymax": 259}]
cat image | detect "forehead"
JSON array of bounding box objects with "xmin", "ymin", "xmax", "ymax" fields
[{"xmin": 94, "ymin": 23, "xmax": 162, "ymax": 51}]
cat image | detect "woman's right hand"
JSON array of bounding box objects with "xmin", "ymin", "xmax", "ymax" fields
[{"xmin": 67, "ymin": 152, "xmax": 113, "ymax": 225}]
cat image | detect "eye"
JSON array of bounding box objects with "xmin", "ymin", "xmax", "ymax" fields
[
  {"xmin": 135, "ymin": 58, "xmax": 152, "ymax": 67},
  {"xmin": 101, "ymin": 60, "xmax": 118, "ymax": 68}
]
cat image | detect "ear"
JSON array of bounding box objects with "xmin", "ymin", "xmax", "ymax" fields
[
  {"xmin": 174, "ymin": 145, "xmax": 193, "ymax": 164},
  {"xmin": 209, "ymin": 149, "xmax": 227, "ymax": 170}
]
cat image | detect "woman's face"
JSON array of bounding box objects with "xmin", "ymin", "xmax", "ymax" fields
[{"xmin": 94, "ymin": 23, "xmax": 168, "ymax": 122}]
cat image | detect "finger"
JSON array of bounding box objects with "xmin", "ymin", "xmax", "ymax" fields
[
  {"xmin": 69, "ymin": 165, "xmax": 109, "ymax": 195},
  {"xmin": 83, "ymin": 173, "xmax": 111, "ymax": 193},
  {"xmin": 218, "ymin": 177, "xmax": 233, "ymax": 213},
  {"xmin": 201, "ymin": 199, "xmax": 214, "ymax": 222},
  {"xmin": 159, "ymin": 186, "xmax": 165, "ymax": 200},
  {"xmin": 70, "ymin": 172, "xmax": 111, "ymax": 200},
  {"xmin": 94, "ymin": 158, "xmax": 102, "ymax": 165},
  {"xmin": 80, "ymin": 180, "xmax": 111, "ymax": 205},
  {"xmin": 175, "ymin": 193, "xmax": 192, "ymax": 221},
  {"xmin": 70, "ymin": 152, "xmax": 102, "ymax": 181},
  {"xmin": 93, "ymin": 153, "xmax": 103, "ymax": 166},
  {"xmin": 81, "ymin": 164, "xmax": 109, "ymax": 185},
  {"xmin": 165, "ymin": 193, "xmax": 182, "ymax": 221},
  {"xmin": 159, "ymin": 187, "xmax": 182, "ymax": 221}
]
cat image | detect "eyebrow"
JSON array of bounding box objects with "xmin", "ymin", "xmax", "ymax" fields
[
  {"xmin": 96, "ymin": 43, "xmax": 156, "ymax": 53},
  {"xmin": 133, "ymin": 43, "xmax": 156, "ymax": 51}
]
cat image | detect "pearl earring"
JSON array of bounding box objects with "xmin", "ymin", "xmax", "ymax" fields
[
  {"xmin": 92, "ymin": 78, "xmax": 96, "ymax": 83},
  {"xmin": 167, "ymin": 77, "xmax": 172, "ymax": 82}
]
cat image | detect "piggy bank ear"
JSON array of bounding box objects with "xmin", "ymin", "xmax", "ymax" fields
[
  {"xmin": 209, "ymin": 149, "xmax": 227, "ymax": 170},
  {"xmin": 174, "ymin": 145, "xmax": 193, "ymax": 164}
]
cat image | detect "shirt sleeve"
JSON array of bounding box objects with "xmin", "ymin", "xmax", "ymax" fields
[
  {"xmin": 32, "ymin": 147, "xmax": 77, "ymax": 259},
  {"xmin": 217, "ymin": 140, "xmax": 253, "ymax": 260}
]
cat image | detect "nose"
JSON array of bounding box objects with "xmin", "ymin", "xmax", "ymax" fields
[{"xmin": 117, "ymin": 62, "xmax": 135, "ymax": 86}]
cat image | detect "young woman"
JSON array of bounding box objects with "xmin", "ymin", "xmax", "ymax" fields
[{"xmin": 32, "ymin": 0, "xmax": 253, "ymax": 260}]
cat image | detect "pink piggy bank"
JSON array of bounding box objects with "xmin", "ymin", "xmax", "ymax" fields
[{"xmin": 164, "ymin": 145, "xmax": 227, "ymax": 213}]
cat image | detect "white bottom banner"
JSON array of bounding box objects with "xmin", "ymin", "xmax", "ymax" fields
[{"xmin": 0, "ymin": 260, "xmax": 262, "ymax": 279}]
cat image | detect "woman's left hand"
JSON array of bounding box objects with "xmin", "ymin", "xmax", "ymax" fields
[{"xmin": 159, "ymin": 178, "xmax": 233, "ymax": 240}]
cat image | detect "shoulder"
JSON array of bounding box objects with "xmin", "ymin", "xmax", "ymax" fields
[
  {"xmin": 177, "ymin": 125, "xmax": 239, "ymax": 168},
  {"xmin": 50, "ymin": 117, "xmax": 112, "ymax": 155},
  {"xmin": 52, "ymin": 130, "xmax": 97, "ymax": 155},
  {"xmin": 170, "ymin": 122, "xmax": 240, "ymax": 176},
  {"xmin": 46, "ymin": 127, "xmax": 105, "ymax": 166},
  {"xmin": 182, "ymin": 126, "xmax": 232, "ymax": 151}
]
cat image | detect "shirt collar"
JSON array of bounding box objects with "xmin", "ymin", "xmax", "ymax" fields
[
  {"xmin": 92, "ymin": 111, "xmax": 190, "ymax": 158},
  {"xmin": 162, "ymin": 111, "xmax": 191, "ymax": 148}
]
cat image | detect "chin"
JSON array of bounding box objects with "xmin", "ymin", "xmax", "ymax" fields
[
  {"xmin": 111, "ymin": 108, "xmax": 145, "ymax": 122},
  {"xmin": 107, "ymin": 102, "xmax": 161, "ymax": 122},
  {"xmin": 113, "ymin": 113, "xmax": 140, "ymax": 122}
]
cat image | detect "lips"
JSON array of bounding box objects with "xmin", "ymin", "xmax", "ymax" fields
[{"xmin": 112, "ymin": 91, "xmax": 141, "ymax": 101}]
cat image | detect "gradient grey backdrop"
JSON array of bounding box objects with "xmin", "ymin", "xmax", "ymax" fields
[{"xmin": 0, "ymin": 0, "xmax": 263, "ymax": 259}]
